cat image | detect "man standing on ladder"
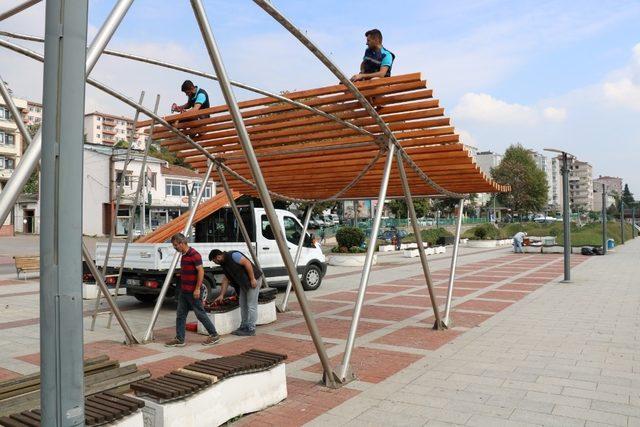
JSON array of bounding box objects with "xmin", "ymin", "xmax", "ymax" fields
[{"xmin": 350, "ymin": 29, "xmax": 395, "ymax": 82}]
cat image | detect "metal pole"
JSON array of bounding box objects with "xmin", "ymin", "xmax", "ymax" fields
[
  {"xmin": 81, "ymin": 242, "xmax": 138, "ymax": 344},
  {"xmin": 620, "ymin": 201, "xmax": 625, "ymax": 244},
  {"xmin": 216, "ymin": 164, "xmax": 267, "ymax": 284},
  {"xmin": 280, "ymin": 204, "xmax": 314, "ymax": 312},
  {"xmin": 602, "ymin": 183, "xmax": 607, "ymax": 255},
  {"xmin": 90, "ymin": 91, "xmax": 145, "ymax": 331},
  {"xmin": 0, "ymin": 75, "xmax": 32, "ymax": 143},
  {"xmin": 107, "ymin": 95, "xmax": 161, "ymax": 329},
  {"xmin": 0, "ymin": 0, "xmax": 41, "ymax": 22},
  {"xmin": 339, "ymin": 143, "xmax": 396, "ymax": 382},
  {"xmin": 561, "ymin": 153, "xmax": 571, "ymax": 282},
  {"xmin": 444, "ymin": 198, "xmax": 465, "ymax": 325},
  {"xmin": 633, "ymin": 207, "xmax": 636, "ymax": 239},
  {"xmin": 39, "ymin": 0, "xmax": 87, "ymax": 424},
  {"xmin": 0, "ymin": 0, "xmax": 131, "ymax": 230},
  {"xmin": 85, "ymin": 0, "xmax": 134, "ymax": 76},
  {"xmin": 396, "ymin": 156, "xmax": 444, "ymax": 329},
  {"xmin": 190, "ymin": 0, "xmax": 338, "ymax": 387},
  {"xmin": 143, "ymin": 161, "xmax": 214, "ymax": 342}
]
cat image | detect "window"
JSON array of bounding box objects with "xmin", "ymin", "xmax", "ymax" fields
[
  {"xmin": 165, "ymin": 179, "xmax": 187, "ymax": 196},
  {"xmin": 0, "ymin": 157, "xmax": 3, "ymax": 169},
  {"xmin": 96, "ymin": 116, "xmax": 101, "ymax": 121},
  {"xmin": 5, "ymin": 158, "xmax": 14, "ymax": 169},
  {"xmin": 96, "ymin": 133, "xmax": 101, "ymax": 138},
  {"xmin": 0, "ymin": 107, "xmax": 10, "ymax": 120},
  {"xmin": 192, "ymin": 183, "xmax": 212, "ymax": 198},
  {"xmin": 261, "ymin": 215, "xmax": 275, "ymax": 240},
  {"xmin": 115, "ymin": 170, "xmax": 132, "ymax": 188},
  {"xmin": 148, "ymin": 172, "xmax": 157, "ymax": 189},
  {"xmin": 96, "ymin": 125, "xmax": 101, "ymax": 129},
  {"xmin": 0, "ymin": 132, "xmax": 14, "ymax": 146},
  {"xmin": 283, "ymin": 216, "xmax": 302, "ymax": 245}
]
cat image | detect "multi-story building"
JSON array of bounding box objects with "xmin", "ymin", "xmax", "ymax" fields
[
  {"xmin": 83, "ymin": 144, "xmax": 216, "ymax": 236},
  {"xmin": 550, "ymin": 157, "xmax": 563, "ymax": 212},
  {"xmin": 473, "ymin": 151, "xmax": 503, "ymax": 208},
  {"xmin": 23, "ymin": 101, "xmax": 42, "ymax": 126},
  {"xmin": 84, "ymin": 111, "xmax": 149, "ymax": 148},
  {"xmin": 0, "ymin": 92, "xmax": 27, "ymax": 236},
  {"xmin": 593, "ymin": 175, "xmax": 622, "ymax": 212},
  {"xmin": 528, "ymin": 150, "xmax": 555, "ymax": 209},
  {"xmin": 567, "ymin": 158, "xmax": 593, "ymax": 211}
]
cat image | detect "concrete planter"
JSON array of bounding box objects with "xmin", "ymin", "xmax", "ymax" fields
[
  {"xmin": 542, "ymin": 245, "xmax": 564, "ymax": 254},
  {"xmin": 328, "ymin": 253, "xmax": 377, "ymax": 267},
  {"xmin": 403, "ymin": 249, "xmax": 419, "ymax": 258},
  {"xmin": 435, "ymin": 246, "xmax": 446, "ymax": 254},
  {"xmin": 500, "ymin": 239, "xmax": 512, "ymax": 246},
  {"xmin": 425, "ymin": 247, "xmax": 435, "ymax": 255},
  {"xmin": 379, "ymin": 245, "xmax": 395, "ymax": 252},
  {"xmin": 467, "ymin": 240, "xmax": 498, "ymax": 248},
  {"xmin": 82, "ymin": 283, "xmax": 126, "ymax": 300},
  {"xmin": 400, "ymin": 243, "xmax": 418, "ymax": 250},
  {"xmin": 197, "ymin": 300, "xmax": 276, "ymax": 336},
  {"xmin": 459, "ymin": 238, "xmax": 469, "ymax": 246},
  {"xmin": 523, "ymin": 245, "xmax": 542, "ymax": 253}
]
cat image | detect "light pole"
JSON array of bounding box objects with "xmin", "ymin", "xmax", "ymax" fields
[
  {"xmin": 620, "ymin": 201, "xmax": 625, "ymax": 244},
  {"xmin": 600, "ymin": 183, "xmax": 607, "ymax": 255},
  {"xmin": 545, "ymin": 148, "xmax": 574, "ymax": 282}
]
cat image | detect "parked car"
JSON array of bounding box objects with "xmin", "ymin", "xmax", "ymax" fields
[{"xmin": 534, "ymin": 215, "xmax": 557, "ymax": 223}]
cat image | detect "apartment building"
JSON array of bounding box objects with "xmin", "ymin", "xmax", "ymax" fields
[
  {"xmin": 23, "ymin": 101, "xmax": 42, "ymax": 126},
  {"xmin": 0, "ymin": 93, "xmax": 26, "ymax": 236},
  {"xmin": 593, "ymin": 175, "xmax": 622, "ymax": 212},
  {"xmin": 84, "ymin": 111, "xmax": 149, "ymax": 148},
  {"xmin": 550, "ymin": 157, "xmax": 563, "ymax": 212},
  {"xmin": 473, "ymin": 151, "xmax": 503, "ymax": 208},
  {"xmin": 568, "ymin": 158, "xmax": 593, "ymax": 211}
]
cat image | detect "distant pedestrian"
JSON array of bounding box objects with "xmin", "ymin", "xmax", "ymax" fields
[
  {"xmin": 319, "ymin": 227, "xmax": 326, "ymax": 246},
  {"xmin": 165, "ymin": 233, "xmax": 220, "ymax": 347},
  {"xmin": 395, "ymin": 229, "xmax": 402, "ymax": 251},
  {"xmin": 513, "ymin": 231, "xmax": 527, "ymax": 253},
  {"xmin": 209, "ymin": 249, "xmax": 264, "ymax": 336}
]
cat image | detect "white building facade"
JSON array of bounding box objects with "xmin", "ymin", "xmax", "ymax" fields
[{"xmin": 84, "ymin": 111, "xmax": 149, "ymax": 148}]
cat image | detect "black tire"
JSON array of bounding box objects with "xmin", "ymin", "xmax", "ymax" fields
[
  {"xmin": 133, "ymin": 294, "xmax": 158, "ymax": 303},
  {"xmin": 301, "ymin": 264, "xmax": 322, "ymax": 291},
  {"xmin": 201, "ymin": 278, "xmax": 214, "ymax": 302}
]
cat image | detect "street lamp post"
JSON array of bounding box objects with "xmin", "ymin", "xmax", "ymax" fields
[
  {"xmin": 545, "ymin": 148, "xmax": 574, "ymax": 282},
  {"xmin": 601, "ymin": 183, "xmax": 607, "ymax": 255},
  {"xmin": 620, "ymin": 201, "xmax": 625, "ymax": 245}
]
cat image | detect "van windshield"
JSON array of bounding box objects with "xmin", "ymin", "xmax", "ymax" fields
[{"xmin": 194, "ymin": 207, "xmax": 254, "ymax": 242}]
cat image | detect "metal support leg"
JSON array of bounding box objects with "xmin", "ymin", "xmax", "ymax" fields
[
  {"xmin": 82, "ymin": 243, "xmax": 138, "ymax": 344},
  {"xmin": 444, "ymin": 199, "xmax": 465, "ymax": 326},
  {"xmin": 190, "ymin": 0, "xmax": 338, "ymax": 387},
  {"xmin": 143, "ymin": 161, "xmax": 215, "ymax": 342},
  {"xmin": 0, "ymin": 0, "xmax": 41, "ymax": 22},
  {"xmin": 216, "ymin": 164, "xmax": 267, "ymax": 285},
  {"xmin": 280, "ymin": 204, "xmax": 314, "ymax": 312},
  {"xmin": 90, "ymin": 91, "xmax": 145, "ymax": 332},
  {"xmin": 0, "ymin": 75, "xmax": 32, "ymax": 143},
  {"xmin": 338, "ymin": 143, "xmax": 396, "ymax": 382},
  {"xmin": 39, "ymin": 0, "xmax": 87, "ymax": 424},
  {"xmin": 396, "ymin": 156, "xmax": 444, "ymax": 330}
]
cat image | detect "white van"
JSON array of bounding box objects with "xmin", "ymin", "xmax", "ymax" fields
[{"xmin": 94, "ymin": 206, "xmax": 327, "ymax": 303}]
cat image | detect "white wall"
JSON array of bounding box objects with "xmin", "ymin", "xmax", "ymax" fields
[{"xmin": 83, "ymin": 149, "xmax": 111, "ymax": 236}]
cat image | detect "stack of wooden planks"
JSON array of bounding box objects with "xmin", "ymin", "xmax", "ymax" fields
[
  {"xmin": 0, "ymin": 355, "xmax": 150, "ymax": 417},
  {"xmin": 137, "ymin": 73, "xmax": 509, "ymax": 200},
  {"xmin": 136, "ymin": 189, "xmax": 241, "ymax": 243}
]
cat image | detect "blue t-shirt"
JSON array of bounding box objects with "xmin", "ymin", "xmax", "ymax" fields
[
  {"xmin": 191, "ymin": 86, "xmax": 207, "ymax": 106},
  {"xmin": 231, "ymin": 251, "xmax": 245, "ymax": 264},
  {"xmin": 362, "ymin": 46, "xmax": 394, "ymax": 76}
]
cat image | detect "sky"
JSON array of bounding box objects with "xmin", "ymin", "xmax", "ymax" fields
[{"xmin": 1, "ymin": 0, "xmax": 639, "ymax": 193}]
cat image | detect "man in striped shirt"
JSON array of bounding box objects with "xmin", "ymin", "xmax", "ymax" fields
[{"xmin": 165, "ymin": 233, "xmax": 220, "ymax": 347}]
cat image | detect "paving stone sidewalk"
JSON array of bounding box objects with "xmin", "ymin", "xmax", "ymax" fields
[{"xmin": 308, "ymin": 240, "xmax": 640, "ymax": 427}]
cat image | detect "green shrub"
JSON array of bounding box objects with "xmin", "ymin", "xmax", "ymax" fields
[
  {"xmin": 463, "ymin": 223, "xmax": 506, "ymax": 240},
  {"xmin": 403, "ymin": 228, "xmax": 453, "ymax": 246},
  {"xmin": 335, "ymin": 227, "xmax": 365, "ymax": 249},
  {"xmin": 349, "ymin": 246, "xmax": 366, "ymax": 253}
]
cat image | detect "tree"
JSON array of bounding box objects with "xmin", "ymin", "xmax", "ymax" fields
[
  {"xmin": 385, "ymin": 198, "xmax": 430, "ymax": 219},
  {"xmin": 621, "ymin": 184, "xmax": 634, "ymax": 206},
  {"xmin": 490, "ymin": 144, "xmax": 548, "ymax": 214},
  {"xmin": 23, "ymin": 124, "xmax": 40, "ymax": 194}
]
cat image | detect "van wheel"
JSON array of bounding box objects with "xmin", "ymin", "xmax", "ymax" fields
[
  {"xmin": 201, "ymin": 278, "xmax": 214, "ymax": 302},
  {"xmin": 134, "ymin": 294, "xmax": 157, "ymax": 303},
  {"xmin": 301, "ymin": 264, "xmax": 322, "ymax": 291}
]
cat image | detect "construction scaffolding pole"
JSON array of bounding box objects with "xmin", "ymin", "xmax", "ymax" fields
[
  {"xmin": 280, "ymin": 203, "xmax": 314, "ymax": 312},
  {"xmin": 39, "ymin": 0, "xmax": 88, "ymax": 424},
  {"xmin": 90, "ymin": 91, "xmax": 145, "ymax": 331},
  {"xmin": 444, "ymin": 199, "xmax": 465, "ymax": 326},
  {"xmin": 0, "ymin": 0, "xmax": 41, "ymax": 22},
  {"xmin": 396, "ymin": 155, "xmax": 444, "ymax": 329},
  {"xmin": 338, "ymin": 142, "xmax": 396, "ymax": 382},
  {"xmin": 143, "ymin": 160, "xmax": 215, "ymax": 342},
  {"xmin": 190, "ymin": 0, "xmax": 339, "ymax": 387},
  {"xmin": 216, "ymin": 163, "xmax": 268, "ymax": 287}
]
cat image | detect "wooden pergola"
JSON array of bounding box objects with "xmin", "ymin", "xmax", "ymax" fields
[{"xmin": 138, "ymin": 73, "xmax": 507, "ymax": 201}]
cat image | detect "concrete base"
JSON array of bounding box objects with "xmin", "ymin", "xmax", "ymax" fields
[
  {"xmin": 523, "ymin": 245, "xmax": 542, "ymax": 254},
  {"xmin": 82, "ymin": 283, "xmax": 126, "ymax": 300},
  {"xmin": 139, "ymin": 363, "xmax": 287, "ymax": 427},
  {"xmin": 197, "ymin": 300, "xmax": 277, "ymax": 335},
  {"xmin": 328, "ymin": 253, "xmax": 378, "ymax": 267},
  {"xmin": 403, "ymin": 249, "xmax": 419, "ymax": 258},
  {"xmin": 109, "ymin": 411, "xmax": 144, "ymax": 426},
  {"xmin": 467, "ymin": 240, "xmax": 498, "ymax": 248},
  {"xmin": 542, "ymin": 245, "xmax": 565, "ymax": 254},
  {"xmin": 435, "ymin": 246, "xmax": 446, "ymax": 254},
  {"xmin": 459, "ymin": 238, "xmax": 469, "ymax": 246},
  {"xmin": 379, "ymin": 245, "xmax": 395, "ymax": 252}
]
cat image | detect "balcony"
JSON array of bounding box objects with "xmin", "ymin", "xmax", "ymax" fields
[{"xmin": 102, "ymin": 127, "xmax": 116, "ymax": 135}]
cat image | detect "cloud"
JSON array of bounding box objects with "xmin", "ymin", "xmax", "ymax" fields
[
  {"xmin": 602, "ymin": 43, "xmax": 640, "ymax": 111},
  {"xmin": 456, "ymin": 128, "xmax": 479, "ymax": 149},
  {"xmin": 452, "ymin": 93, "xmax": 565, "ymax": 126}
]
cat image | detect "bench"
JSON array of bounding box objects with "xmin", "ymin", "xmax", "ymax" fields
[{"xmin": 13, "ymin": 256, "xmax": 39, "ymax": 279}]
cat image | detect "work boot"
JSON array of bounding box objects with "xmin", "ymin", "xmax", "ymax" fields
[
  {"xmin": 234, "ymin": 328, "xmax": 256, "ymax": 337},
  {"xmin": 165, "ymin": 338, "xmax": 186, "ymax": 347},
  {"xmin": 231, "ymin": 326, "xmax": 248, "ymax": 336},
  {"xmin": 202, "ymin": 334, "xmax": 221, "ymax": 346}
]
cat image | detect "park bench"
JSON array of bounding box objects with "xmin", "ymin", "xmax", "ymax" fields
[{"xmin": 13, "ymin": 255, "xmax": 40, "ymax": 279}]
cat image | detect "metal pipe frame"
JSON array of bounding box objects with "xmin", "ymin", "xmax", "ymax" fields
[
  {"xmin": 85, "ymin": 0, "xmax": 134, "ymax": 76},
  {"xmin": 190, "ymin": 0, "xmax": 339, "ymax": 387},
  {"xmin": 397, "ymin": 155, "xmax": 444, "ymax": 329},
  {"xmin": 338, "ymin": 142, "xmax": 396, "ymax": 382},
  {"xmin": 216, "ymin": 163, "xmax": 268, "ymax": 287},
  {"xmin": 0, "ymin": 31, "xmax": 374, "ymax": 141},
  {"xmin": 82, "ymin": 242, "xmax": 138, "ymax": 344},
  {"xmin": 143, "ymin": 160, "xmax": 215, "ymax": 342},
  {"xmin": 39, "ymin": 0, "xmax": 88, "ymax": 423},
  {"xmin": 90, "ymin": 91, "xmax": 145, "ymax": 332},
  {"xmin": 0, "ymin": 0, "xmax": 41, "ymax": 22},
  {"xmin": 0, "ymin": 38, "xmax": 383, "ymax": 207},
  {"xmin": 252, "ymin": 0, "xmax": 466, "ymax": 200},
  {"xmin": 280, "ymin": 203, "xmax": 315, "ymax": 312},
  {"xmin": 0, "ymin": 75, "xmax": 32, "ymax": 143},
  {"xmin": 443, "ymin": 198, "xmax": 465, "ymax": 326},
  {"xmin": 107, "ymin": 95, "xmax": 161, "ymax": 329}
]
